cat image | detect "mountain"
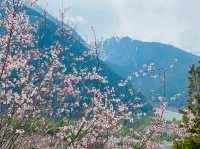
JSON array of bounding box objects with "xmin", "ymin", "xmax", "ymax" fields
[
  {"xmin": 0, "ymin": 4, "xmax": 152, "ymax": 115},
  {"xmin": 101, "ymin": 36, "xmax": 200, "ymax": 107}
]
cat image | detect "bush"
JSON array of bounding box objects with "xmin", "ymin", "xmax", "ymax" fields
[{"xmin": 173, "ymin": 135, "xmax": 200, "ymax": 149}]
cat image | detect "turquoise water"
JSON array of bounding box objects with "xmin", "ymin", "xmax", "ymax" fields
[{"xmin": 163, "ymin": 110, "xmax": 182, "ymax": 121}]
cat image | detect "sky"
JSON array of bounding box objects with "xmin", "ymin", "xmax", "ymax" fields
[{"xmin": 36, "ymin": 0, "xmax": 200, "ymax": 55}]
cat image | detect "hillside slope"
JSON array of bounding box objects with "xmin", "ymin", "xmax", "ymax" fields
[
  {"xmin": 102, "ymin": 36, "xmax": 199, "ymax": 107},
  {"xmin": 7, "ymin": 6, "xmax": 152, "ymax": 115}
]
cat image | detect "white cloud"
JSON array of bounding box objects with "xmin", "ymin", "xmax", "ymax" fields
[{"xmin": 37, "ymin": 0, "xmax": 200, "ymax": 55}]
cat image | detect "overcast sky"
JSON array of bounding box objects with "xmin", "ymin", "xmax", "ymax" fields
[{"xmin": 36, "ymin": 0, "xmax": 200, "ymax": 55}]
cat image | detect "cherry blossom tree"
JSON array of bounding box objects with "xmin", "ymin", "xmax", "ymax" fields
[
  {"xmin": 0, "ymin": 0, "xmax": 134, "ymax": 148},
  {"xmin": 0, "ymin": 1, "xmax": 183, "ymax": 149}
]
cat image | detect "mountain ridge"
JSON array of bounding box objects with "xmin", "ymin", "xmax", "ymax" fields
[
  {"xmin": 3, "ymin": 5, "xmax": 152, "ymax": 115},
  {"xmin": 102, "ymin": 36, "xmax": 199, "ymax": 107},
  {"xmin": 102, "ymin": 36, "xmax": 199, "ymax": 57}
]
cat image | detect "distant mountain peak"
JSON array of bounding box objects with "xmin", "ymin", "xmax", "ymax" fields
[
  {"xmin": 102, "ymin": 36, "xmax": 199, "ymax": 107},
  {"xmin": 105, "ymin": 36, "xmax": 134, "ymax": 43}
]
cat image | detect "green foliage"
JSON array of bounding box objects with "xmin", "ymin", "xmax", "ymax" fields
[
  {"xmin": 2, "ymin": 115, "xmax": 65, "ymax": 135},
  {"xmin": 160, "ymin": 132, "xmax": 176, "ymax": 142},
  {"xmin": 173, "ymin": 135, "xmax": 200, "ymax": 149},
  {"xmin": 187, "ymin": 63, "xmax": 200, "ymax": 134},
  {"xmin": 132, "ymin": 144, "xmax": 143, "ymax": 149},
  {"xmin": 132, "ymin": 115, "xmax": 152, "ymax": 131},
  {"xmin": 116, "ymin": 127, "xmax": 134, "ymax": 137},
  {"xmin": 173, "ymin": 62, "xmax": 200, "ymax": 148}
]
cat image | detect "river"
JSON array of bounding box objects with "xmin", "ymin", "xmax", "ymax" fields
[{"xmin": 163, "ymin": 110, "xmax": 182, "ymax": 121}]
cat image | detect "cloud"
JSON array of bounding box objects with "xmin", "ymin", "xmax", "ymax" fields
[{"xmin": 37, "ymin": 0, "xmax": 200, "ymax": 55}]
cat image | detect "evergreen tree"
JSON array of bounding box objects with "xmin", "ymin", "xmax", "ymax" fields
[{"xmin": 173, "ymin": 62, "xmax": 200, "ymax": 149}]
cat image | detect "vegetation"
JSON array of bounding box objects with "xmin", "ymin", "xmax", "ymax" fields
[
  {"xmin": 0, "ymin": 0, "xmax": 199, "ymax": 149},
  {"xmin": 173, "ymin": 63, "xmax": 200, "ymax": 149},
  {"xmin": 0, "ymin": 0, "xmax": 159, "ymax": 148}
]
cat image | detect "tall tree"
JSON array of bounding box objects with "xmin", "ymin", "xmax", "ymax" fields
[{"xmin": 173, "ymin": 62, "xmax": 200, "ymax": 149}]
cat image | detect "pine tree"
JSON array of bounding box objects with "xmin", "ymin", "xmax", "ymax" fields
[{"xmin": 173, "ymin": 62, "xmax": 200, "ymax": 149}]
